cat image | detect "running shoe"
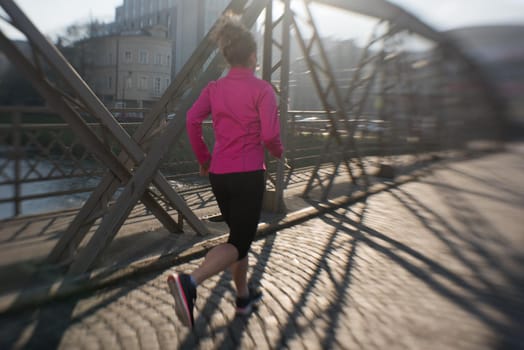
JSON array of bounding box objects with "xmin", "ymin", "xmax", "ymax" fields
[
  {"xmin": 235, "ymin": 287, "xmax": 262, "ymax": 315},
  {"xmin": 167, "ymin": 273, "xmax": 196, "ymax": 328}
]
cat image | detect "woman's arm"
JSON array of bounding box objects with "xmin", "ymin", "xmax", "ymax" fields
[
  {"xmin": 186, "ymin": 85, "xmax": 213, "ymax": 166},
  {"xmin": 258, "ymin": 84, "xmax": 283, "ymax": 159}
]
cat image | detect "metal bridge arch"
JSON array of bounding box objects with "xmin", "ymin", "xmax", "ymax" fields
[{"xmin": 0, "ymin": 0, "xmax": 503, "ymax": 274}]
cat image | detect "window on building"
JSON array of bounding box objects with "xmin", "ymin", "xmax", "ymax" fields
[
  {"xmin": 125, "ymin": 75, "xmax": 133, "ymax": 89},
  {"xmin": 167, "ymin": 55, "xmax": 171, "ymax": 66},
  {"xmin": 107, "ymin": 76, "xmax": 112, "ymax": 89},
  {"xmin": 155, "ymin": 53, "xmax": 162, "ymax": 65},
  {"xmin": 139, "ymin": 50, "xmax": 148, "ymax": 64},
  {"xmin": 165, "ymin": 78, "xmax": 170, "ymax": 90},
  {"xmin": 139, "ymin": 76, "xmax": 148, "ymax": 90},
  {"xmin": 124, "ymin": 50, "xmax": 132, "ymax": 63},
  {"xmin": 154, "ymin": 77, "xmax": 161, "ymax": 95},
  {"xmin": 108, "ymin": 53, "xmax": 113, "ymax": 65}
]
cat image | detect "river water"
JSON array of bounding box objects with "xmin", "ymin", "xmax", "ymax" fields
[
  {"xmin": 0, "ymin": 156, "xmax": 102, "ymax": 219},
  {"xmin": 0, "ymin": 156, "xmax": 202, "ymax": 220}
]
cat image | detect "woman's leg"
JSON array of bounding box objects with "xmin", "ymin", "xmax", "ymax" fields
[
  {"xmin": 225, "ymin": 171, "xmax": 264, "ymax": 298},
  {"xmin": 191, "ymin": 243, "xmax": 238, "ymax": 285},
  {"xmin": 190, "ymin": 171, "xmax": 263, "ymax": 287},
  {"xmin": 187, "ymin": 172, "xmax": 237, "ymax": 285},
  {"xmin": 230, "ymin": 256, "xmax": 249, "ymax": 297},
  {"xmin": 168, "ymin": 171, "xmax": 264, "ymax": 327}
]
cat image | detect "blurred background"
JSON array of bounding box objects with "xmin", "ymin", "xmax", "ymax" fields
[
  {"xmin": 0, "ymin": 0, "xmax": 522, "ymax": 218},
  {"xmin": 1, "ymin": 0, "xmax": 523, "ymax": 130}
]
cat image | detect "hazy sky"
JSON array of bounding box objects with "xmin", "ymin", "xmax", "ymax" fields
[{"xmin": 1, "ymin": 0, "xmax": 523, "ymax": 40}]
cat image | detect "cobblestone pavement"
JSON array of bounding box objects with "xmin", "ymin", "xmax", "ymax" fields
[{"xmin": 1, "ymin": 145, "xmax": 523, "ymax": 350}]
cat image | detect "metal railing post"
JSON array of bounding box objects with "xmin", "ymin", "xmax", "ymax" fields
[
  {"xmin": 273, "ymin": 0, "xmax": 291, "ymax": 213},
  {"xmin": 13, "ymin": 111, "xmax": 21, "ymax": 216}
]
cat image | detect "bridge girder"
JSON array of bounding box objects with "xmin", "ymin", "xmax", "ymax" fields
[
  {"xmin": 313, "ymin": 0, "xmax": 442, "ymax": 43},
  {"xmin": 0, "ymin": 0, "xmax": 503, "ymax": 274}
]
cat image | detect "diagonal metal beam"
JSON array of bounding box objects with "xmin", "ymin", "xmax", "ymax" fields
[
  {"xmin": 313, "ymin": 0, "xmax": 442, "ymax": 43},
  {"xmin": 313, "ymin": 0, "xmax": 506, "ymax": 132},
  {"xmin": 67, "ymin": 0, "xmax": 270, "ymax": 274},
  {"xmin": 0, "ymin": 0, "xmax": 210, "ymax": 263},
  {"xmin": 293, "ymin": 1, "xmax": 368, "ymax": 199},
  {"xmin": 46, "ymin": 0, "xmax": 251, "ymax": 263},
  {"xmin": 260, "ymin": 0, "xmax": 290, "ymax": 212},
  {"xmin": 0, "ymin": 31, "xmax": 179, "ymax": 237},
  {"xmin": 273, "ymin": 0, "xmax": 291, "ymax": 213},
  {"xmin": 68, "ymin": 102, "xmax": 191, "ymax": 274}
]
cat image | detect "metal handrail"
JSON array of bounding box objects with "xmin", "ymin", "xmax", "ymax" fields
[{"xmin": 0, "ymin": 103, "xmax": 495, "ymax": 220}]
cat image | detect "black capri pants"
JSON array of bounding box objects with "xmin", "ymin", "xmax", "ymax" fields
[{"xmin": 209, "ymin": 170, "xmax": 265, "ymax": 260}]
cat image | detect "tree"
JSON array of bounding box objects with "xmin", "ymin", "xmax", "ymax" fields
[{"xmin": 55, "ymin": 19, "xmax": 109, "ymax": 47}]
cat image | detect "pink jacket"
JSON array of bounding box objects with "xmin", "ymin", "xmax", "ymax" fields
[{"xmin": 186, "ymin": 67, "xmax": 283, "ymax": 174}]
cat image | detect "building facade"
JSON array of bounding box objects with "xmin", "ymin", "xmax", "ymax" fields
[
  {"xmin": 113, "ymin": 0, "xmax": 229, "ymax": 75},
  {"xmin": 73, "ymin": 31, "xmax": 173, "ymax": 110}
]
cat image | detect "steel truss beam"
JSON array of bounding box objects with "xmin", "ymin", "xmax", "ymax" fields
[
  {"xmin": 314, "ymin": 0, "xmax": 505, "ymax": 138},
  {"xmin": 375, "ymin": 26, "xmax": 407, "ymax": 162},
  {"xmin": 0, "ymin": 32, "xmax": 181, "ymax": 236},
  {"xmin": 292, "ymin": 0, "xmax": 369, "ymax": 200},
  {"xmin": 0, "ymin": 0, "xmax": 213, "ymax": 268},
  {"xmin": 260, "ymin": 0, "xmax": 291, "ymax": 213},
  {"xmin": 0, "ymin": 33, "xmax": 177, "ymax": 235},
  {"xmin": 380, "ymin": 29, "xmax": 425, "ymax": 160},
  {"xmin": 312, "ymin": 0, "xmax": 442, "ymax": 43},
  {"xmin": 0, "ymin": 0, "xmax": 502, "ymax": 275},
  {"xmin": 67, "ymin": 0, "xmax": 269, "ymax": 273},
  {"xmin": 46, "ymin": 0, "xmax": 253, "ymax": 266},
  {"xmin": 64, "ymin": 0, "xmax": 265, "ymax": 273},
  {"xmin": 65, "ymin": 1, "xmax": 269, "ymax": 274},
  {"xmin": 0, "ymin": 0, "xmax": 257, "ymax": 272}
]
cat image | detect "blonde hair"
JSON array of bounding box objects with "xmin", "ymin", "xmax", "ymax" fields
[{"xmin": 212, "ymin": 12, "xmax": 256, "ymax": 67}]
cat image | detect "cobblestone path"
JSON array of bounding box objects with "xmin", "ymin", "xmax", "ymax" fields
[{"xmin": 1, "ymin": 146, "xmax": 523, "ymax": 349}]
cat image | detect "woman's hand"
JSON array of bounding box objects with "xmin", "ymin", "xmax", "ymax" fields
[
  {"xmin": 277, "ymin": 156, "xmax": 291, "ymax": 170},
  {"xmin": 200, "ymin": 160, "xmax": 210, "ymax": 176}
]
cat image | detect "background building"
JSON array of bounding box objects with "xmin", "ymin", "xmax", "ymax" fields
[
  {"xmin": 113, "ymin": 0, "xmax": 230, "ymax": 75},
  {"xmin": 72, "ymin": 30, "xmax": 172, "ymax": 111}
]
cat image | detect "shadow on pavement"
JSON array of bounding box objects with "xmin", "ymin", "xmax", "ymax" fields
[
  {"xmin": 0, "ymin": 272, "xmax": 163, "ymax": 349},
  {"xmin": 389, "ymin": 177, "xmax": 524, "ymax": 348},
  {"xmin": 1, "ymin": 149, "xmax": 522, "ymax": 349},
  {"xmin": 176, "ymin": 235, "xmax": 278, "ymax": 349}
]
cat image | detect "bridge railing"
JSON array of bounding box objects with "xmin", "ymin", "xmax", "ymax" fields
[
  {"xmin": 0, "ymin": 101, "xmax": 497, "ymax": 220},
  {"xmin": 0, "ymin": 107, "xmax": 140, "ymax": 217},
  {"xmin": 0, "ymin": 0, "xmax": 507, "ymax": 276}
]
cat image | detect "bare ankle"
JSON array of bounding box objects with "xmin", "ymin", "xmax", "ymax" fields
[{"xmin": 236, "ymin": 286, "xmax": 249, "ymax": 298}]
